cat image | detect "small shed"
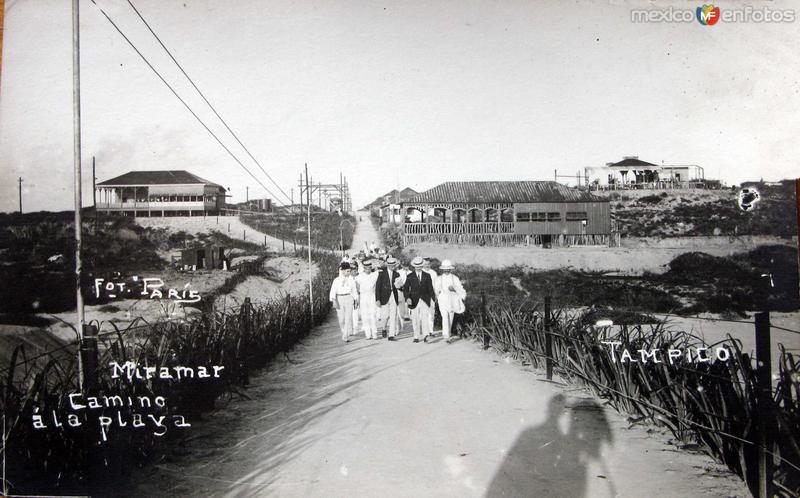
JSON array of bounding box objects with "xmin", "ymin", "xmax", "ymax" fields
[{"xmin": 180, "ymin": 245, "xmax": 226, "ymax": 270}]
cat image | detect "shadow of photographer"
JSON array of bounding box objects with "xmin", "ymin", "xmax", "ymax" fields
[{"xmin": 486, "ymin": 394, "xmax": 615, "ymax": 497}]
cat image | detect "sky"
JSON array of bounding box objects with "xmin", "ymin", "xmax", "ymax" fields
[{"xmin": 0, "ymin": 0, "xmax": 798, "ymax": 212}]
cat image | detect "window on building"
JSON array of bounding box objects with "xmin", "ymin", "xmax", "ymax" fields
[
  {"xmin": 566, "ymin": 211, "xmax": 588, "ymax": 221},
  {"xmin": 528, "ymin": 212, "xmax": 547, "ymax": 222},
  {"xmin": 516, "ymin": 212, "xmax": 530, "ymax": 222},
  {"xmin": 546, "ymin": 212, "xmax": 561, "ymax": 222}
]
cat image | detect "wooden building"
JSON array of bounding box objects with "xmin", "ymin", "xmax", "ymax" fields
[
  {"xmin": 179, "ymin": 245, "xmax": 226, "ymax": 270},
  {"xmin": 585, "ymin": 157, "xmax": 706, "ymax": 190},
  {"xmin": 400, "ymin": 181, "xmax": 612, "ymax": 246},
  {"xmin": 96, "ymin": 170, "xmax": 227, "ymax": 217}
]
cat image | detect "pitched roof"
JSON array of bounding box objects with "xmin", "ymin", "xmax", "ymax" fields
[
  {"xmin": 366, "ymin": 187, "xmax": 419, "ymax": 207},
  {"xmin": 608, "ymin": 157, "xmax": 658, "ymax": 168},
  {"xmin": 406, "ymin": 181, "xmax": 605, "ymax": 204},
  {"xmin": 97, "ymin": 170, "xmax": 224, "ymax": 188}
]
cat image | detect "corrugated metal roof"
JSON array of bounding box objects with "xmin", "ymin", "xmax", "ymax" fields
[
  {"xmin": 97, "ymin": 170, "xmax": 224, "ymax": 188},
  {"xmin": 406, "ymin": 181, "xmax": 606, "ymax": 204}
]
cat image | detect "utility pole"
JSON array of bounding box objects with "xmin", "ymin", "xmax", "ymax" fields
[
  {"xmin": 305, "ymin": 163, "xmax": 314, "ymax": 324},
  {"xmin": 72, "ymin": 0, "xmax": 87, "ymax": 391},
  {"xmin": 92, "ymin": 156, "xmax": 96, "ymax": 207},
  {"xmin": 17, "ymin": 177, "xmax": 22, "ymax": 213},
  {"xmin": 246, "ymin": 186, "xmax": 249, "ymax": 203}
]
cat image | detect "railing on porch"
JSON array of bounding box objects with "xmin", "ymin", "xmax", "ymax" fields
[{"xmin": 403, "ymin": 222, "xmax": 515, "ymax": 235}]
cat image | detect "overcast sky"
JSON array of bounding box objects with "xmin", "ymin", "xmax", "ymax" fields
[{"xmin": 1, "ymin": 0, "xmax": 798, "ymax": 212}]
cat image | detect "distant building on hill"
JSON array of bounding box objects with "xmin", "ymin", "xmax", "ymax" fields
[
  {"xmin": 95, "ymin": 170, "xmax": 227, "ymax": 217},
  {"xmin": 366, "ymin": 187, "xmax": 419, "ymax": 223},
  {"xmin": 236, "ymin": 198, "xmax": 272, "ymax": 212},
  {"xmin": 585, "ymin": 157, "xmax": 705, "ymax": 190},
  {"xmin": 400, "ymin": 181, "xmax": 613, "ymax": 247}
]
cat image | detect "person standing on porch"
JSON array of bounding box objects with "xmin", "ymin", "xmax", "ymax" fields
[
  {"xmin": 330, "ymin": 262, "xmax": 358, "ymax": 342},
  {"xmin": 403, "ymin": 256, "xmax": 436, "ymax": 343},
  {"xmin": 436, "ymin": 260, "xmax": 466, "ymax": 343},
  {"xmin": 355, "ymin": 260, "xmax": 379, "ymax": 339},
  {"xmin": 375, "ymin": 256, "xmax": 402, "ymax": 341}
]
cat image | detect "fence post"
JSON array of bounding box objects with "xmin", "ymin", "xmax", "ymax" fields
[
  {"xmin": 227, "ymin": 222, "xmax": 230, "ymax": 233},
  {"xmin": 244, "ymin": 230, "xmax": 246, "ymax": 241},
  {"xmin": 481, "ymin": 290, "xmax": 489, "ymax": 349},
  {"xmin": 544, "ymin": 295, "xmax": 553, "ymax": 381},
  {"xmin": 283, "ymin": 238, "xmax": 286, "ymax": 252},
  {"xmin": 80, "ymin": 323, "xmax": 99, "ymax": 393},
  {"xmin": 755, "ymin": 311, "xmax": 774, "ymax": 498},
  {"xmin": 264, "ymin": 235, "xmax": 267, "ymax": 247},
  {"xmin": 239, "ymin": 297, "xmax": 252, "ymax": 385}
]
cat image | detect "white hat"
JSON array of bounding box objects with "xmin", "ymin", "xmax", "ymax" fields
[
  {"xmin": 386, "ymin": 256, "xmax": 398, "ymax": 265},
  {"xmin": 440, "ymin": 259, "xmax": 454, "ymax": 270},
  {"xmin": 411, "ymin": 256, "xmax": 424, "ymax": 268}
]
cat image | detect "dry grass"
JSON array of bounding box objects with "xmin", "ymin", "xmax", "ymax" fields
[{"xmin": 0, "ymin": 249, "xmax": 339, "ymax": 495}]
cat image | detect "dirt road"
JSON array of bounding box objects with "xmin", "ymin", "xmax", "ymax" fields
[
  {"xmin": 128, "ymin": 318, "xmax": 748, "ymax": 497},
  {"xmin": 127, "ymin": 216, "xmax": 748, "ymax": 497},
  {"xmin": 349, "ymin": 210, "xmax": 377, "ymax": 255}
]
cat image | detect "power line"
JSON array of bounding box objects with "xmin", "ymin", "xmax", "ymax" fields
[
  {"xmin": 125, "ymin": 0, "xmax": 292, "ymax": 205},
  {"xmin": 88, "ymin": 0, "xmax": 286, "ymax": 206}
]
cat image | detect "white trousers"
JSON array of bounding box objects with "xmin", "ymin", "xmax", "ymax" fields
[
  {"xmin": 360, "ymin": 300, "xmax": 379, "ymax": 339},
  {"xmin": 378, "ymin": 298, "xmax": 399, "ymax": 337},
  {"xmin": 428, "ymin": 301, "xmax": 436, "ymax": 332},
  {"xmin": 352, "ymin": 302, "xmax": 361, "ymax": 335},
  {"xmin": 335, "ymin": 296, "xmax": 354, "ymax": 340},
  {"xmin": 410, "ymin": 300, "xmax": 432, "ymax": 340},
  {"xmin": 441, "ymin": 310, "xmax": 456, "ymax": 339}
]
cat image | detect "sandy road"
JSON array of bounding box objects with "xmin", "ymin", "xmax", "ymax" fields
[
  {"xmin": 349, "ymin": 210, "xmax": 378, "ymax": 255},
  {"xmin": 126, "ymin": 214, "xmax": 749, "ymax": 497},
  {"xmin": 127, "ymin": 317, "xmax": 748, "ymax": 497}
]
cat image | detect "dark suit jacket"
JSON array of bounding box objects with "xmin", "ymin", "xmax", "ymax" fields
[
  {"xmin": 375, "ymin": 268, "xmax": 401, "ymax": 305},
  {"xmin": 402, "ymin": 271, "xmax": 435, "ymax": 309}
]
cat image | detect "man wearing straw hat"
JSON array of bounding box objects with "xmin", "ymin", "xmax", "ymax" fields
[
  {"xmin": 329, "ymin": 261, "xmax": 358, "ymax": 342},
  {"xmin": 375, "ymin": 256, "xmax": 402, "ymax": 340},
  {"xmin": 436, "ymin": 259, "xmax": 466, "ymax": 343},
  {"xmin": 402, "ymin": 256, "xmax": 436, "ymax": 343},
  {"xmin": 355, "ymin": 260, "xmax": 379, "ymax": 339}
]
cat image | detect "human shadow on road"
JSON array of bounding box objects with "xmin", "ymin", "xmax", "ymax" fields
[{"xmin": 485, "ymin": 395, "xmax": 614, "ymax": 498}]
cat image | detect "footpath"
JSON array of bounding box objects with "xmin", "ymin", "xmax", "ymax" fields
[{"xmin": 128, "ymin": 212, "xmax": 749, "ymax": 498}]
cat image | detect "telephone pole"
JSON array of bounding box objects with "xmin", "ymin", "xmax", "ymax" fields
[
  {"xmin": 72, "ymin": 0, "xmax": 87, "ymax": 391},
  {"xmin": 305, "ymin": 164, "xmax": 314, "ymax": 324},
  {"xmin": 17, "ymin": 177, "xmax": 22, "ymax": 213},
  {"xmin": 92, "ymin": 156, "xmax": 96, "ymax": 207}
]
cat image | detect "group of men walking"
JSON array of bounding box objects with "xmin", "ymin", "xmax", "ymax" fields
[{"xmin": 329, "ymin": 251, "xmax": 466, "ymax": 344}]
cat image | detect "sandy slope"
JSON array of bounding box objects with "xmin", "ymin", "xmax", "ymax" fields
[{"xmin": 136, "ymin": 215, "xmax": 291, "ymax": 252}]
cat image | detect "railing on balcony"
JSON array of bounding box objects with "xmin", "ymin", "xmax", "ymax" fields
[
  {"xmin": 96, "ymin": 201, "xmax": 207, "ymax": 210},
  {"xmin": 403, "ymin": 222, "xmax": 515, "ymax": 235}
]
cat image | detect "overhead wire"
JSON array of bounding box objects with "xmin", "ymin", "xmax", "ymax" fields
[
  {"xmin": 88, "ymin": 0, "xmax": 286, "ymax": 206},
  {"xmin": 124, "ymin": 0, "xmax": 292, "ymax": 205}
]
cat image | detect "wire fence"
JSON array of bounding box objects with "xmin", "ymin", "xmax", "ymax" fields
[{"xmin": 462, "ymin": 291, "xmax": 800, "ymax": 498}]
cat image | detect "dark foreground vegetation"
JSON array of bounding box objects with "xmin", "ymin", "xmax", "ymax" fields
[
  {"xmin": 0, "ymin": 248, "xmax": 339, "ymax": 496},
  {"xmin": 462, "ymin": 295, "xmax": 800, "ymax": 497}
]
